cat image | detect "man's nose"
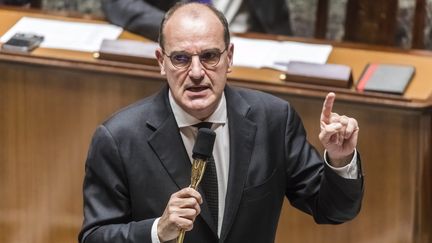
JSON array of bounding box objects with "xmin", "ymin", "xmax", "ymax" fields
[{"xmin": 189, "ymin": 55, "xmax": 205, "ymax": 79}]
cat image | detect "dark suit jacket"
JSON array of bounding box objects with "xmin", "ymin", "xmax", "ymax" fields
[
  {"xmin": 79, "ymin": 85, "xmax": 363, "ymax": 243},
  {"xmin": 102, "ymin": 0, "xmax": 292, "ymax": 41}
]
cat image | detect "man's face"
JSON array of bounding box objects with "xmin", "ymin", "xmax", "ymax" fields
[{"xmin": 156, "ymin": 7, "xmax": 234, "ymax": 120}]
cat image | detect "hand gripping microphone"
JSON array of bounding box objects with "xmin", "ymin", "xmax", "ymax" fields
[{"xmin": 177, "ymin": 128, "xmax": 216, "ymax": 243}]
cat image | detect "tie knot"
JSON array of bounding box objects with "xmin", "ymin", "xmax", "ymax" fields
[{"xmin": 193, "ymin": 122, "xmax": 213, "ymax": 129}]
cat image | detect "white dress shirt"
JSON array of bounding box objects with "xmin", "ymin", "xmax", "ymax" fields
[{"xmin": 151, "ymin": 90, "xmax": 358, "ymax": 242}]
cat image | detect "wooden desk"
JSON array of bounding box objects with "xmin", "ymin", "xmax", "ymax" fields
[{"xmin": 0, "ymin": 8, "xmax": 431, "ymax": 243}]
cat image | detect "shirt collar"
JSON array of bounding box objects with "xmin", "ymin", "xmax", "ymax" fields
[{"xmin": 169, "ymin": 90, "xmax": 227, "ymax": 128}]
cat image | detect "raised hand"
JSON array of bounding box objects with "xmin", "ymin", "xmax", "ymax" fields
[
  {"xmin": 319, "ymin": 92, "xmax": 359, "ymax": 167},
  {"xmin": 157, "ymin": 188, "xmax": 203, "ymax": 242}
]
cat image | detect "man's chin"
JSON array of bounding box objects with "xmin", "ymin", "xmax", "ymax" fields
[
  {"xmin": 182, "ymin": 98, "xmax": 216, "ymax": 117},
  {"xmin": 185, "ymin": 101, "xmax": 211, "ymax": 111},
  {"xmin": 184, "ymin": 93, "xmax": 213, "ymax": 106}
]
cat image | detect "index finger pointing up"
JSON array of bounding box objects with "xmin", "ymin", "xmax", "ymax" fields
[{"xmin": 320, "ymin": 92, "xmax": 336, "ymax": 124}]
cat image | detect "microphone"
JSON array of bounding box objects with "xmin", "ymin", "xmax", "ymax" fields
[
  {"xmin": 177, "ymin": 127, "xmax": 216, "ymax": 243},
  {"xmin": 192, "ymin": 128, "xmax": 216, "ymax": 160}
]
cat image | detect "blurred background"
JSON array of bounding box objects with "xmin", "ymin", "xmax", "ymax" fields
[{"xmin": 36, "ymin": 0, "xmax": 432, "ymax": 49}]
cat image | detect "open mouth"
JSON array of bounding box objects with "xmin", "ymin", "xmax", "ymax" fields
[{"xmin": 187, "ymin": 86, "xmax": 209, "ymax": 92}]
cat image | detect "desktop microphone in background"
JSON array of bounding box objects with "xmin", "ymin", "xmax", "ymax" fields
[{"xmin": 177, "ymin": 127, "xmax": 216, "ymax": 243}]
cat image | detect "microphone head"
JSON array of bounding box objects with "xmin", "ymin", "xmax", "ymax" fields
[{"xmin": 192, "ymin": 128, "xmax": 216, "ymax": 160}]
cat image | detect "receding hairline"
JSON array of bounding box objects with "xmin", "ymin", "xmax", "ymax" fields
[
  {"xmin": 158, "ymin": 3, "xmax": 230, "ymax": 49},
  {"xmin": 180, "ymin": 3, "xmax": 211, "ymax": 19}
]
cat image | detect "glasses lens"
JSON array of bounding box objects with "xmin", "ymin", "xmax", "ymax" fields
[
  {"xmin": 166, "ymin": 48, "xmax": 225, "ymax": 69},
  {"xmin": 199, "ymin": 50, "xmax": 220, "ymax": 66},
  {"xmin": 170, "ymin": 52, "xmax": 191, "ymax": 68}
]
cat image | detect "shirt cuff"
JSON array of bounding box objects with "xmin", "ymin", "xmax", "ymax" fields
[
  {"xmin": 151, "ymin": 217, "xmax": 161, "ymax": 243},
  {"xmin": 324, "ymin": 149, "xmax": 358, "ymax": 179}
]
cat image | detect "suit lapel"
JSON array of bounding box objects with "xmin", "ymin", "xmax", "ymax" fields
[
  {"xmin": 220, "ymin": 87, "xmax": 257, "ymax": 241},
  {"xmin": 147, "ymin": 116, "xmax": 191, "ymax": 190},
  {"xmin": 146, "ymin": 86, "xmax": 218, "ymax": 236}
]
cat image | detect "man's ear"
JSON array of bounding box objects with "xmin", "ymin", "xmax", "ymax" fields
[
  {"xmin": 226, "ymin": 43, "xmax": 234, "ymax": 73},
  {"xmin": 155, "ymin": 48, "xmax": 166, "ymax": 75}
]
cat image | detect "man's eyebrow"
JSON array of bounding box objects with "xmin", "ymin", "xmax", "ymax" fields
[
  {"xmin": 202, "ymin": 48, "xmax": 223, "ymax": 52},
  {"xmin": 170, "ymin": 50, "xmax": 189, "ymax": 54},
  {"xmin": 170, "ymin": 47, "xmax": 223, "ymax": 53}
]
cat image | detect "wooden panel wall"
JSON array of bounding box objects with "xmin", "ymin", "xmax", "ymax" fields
[{"xmin": 0, "ymin": 61, "xmax": 164, "ymax": 243}]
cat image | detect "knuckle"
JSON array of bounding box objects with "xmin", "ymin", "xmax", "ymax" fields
[
  {"xmin": 187, "ymin": 224, "xmax": 194, "ymax": 231},
  {"xmin": 184, "ymin": 187, "xmax": 194, "ymax": 195},
  {"xmin": 168, "ymin": 214, "xmax": 177, "ymax": 223},
  {"xmin": 168, "ymin": 207, "xmax": 176, "ymax": 214}
]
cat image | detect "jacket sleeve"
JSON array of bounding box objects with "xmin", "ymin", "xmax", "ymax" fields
[
  {"xmin": 283, "ymin": 105, "xmax": 364, "ymax": 224},
  {"xmin": 102, "ymin": 0, "xmax": 165, "ymax": 41},
  {"xmin": 78, "ymin": 125, "xmax": 155, "ymax": 243}
]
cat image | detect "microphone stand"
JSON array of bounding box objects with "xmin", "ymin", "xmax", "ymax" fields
[{"xmin": 176, "ymin": 158, "xmax": 207, "ymax": 243}]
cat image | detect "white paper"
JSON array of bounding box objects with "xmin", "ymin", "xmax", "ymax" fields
[
  {"xmin": 0, "ymin": 17, "xmax": 123, "ymax": 52},
  {"xmin": 232, "ymin": 36, "xmax": 333, "ymax": 71}
]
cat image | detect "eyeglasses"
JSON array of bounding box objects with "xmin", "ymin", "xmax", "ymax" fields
[{"xmin": 163, "ymin": 47, "xmax": 227, "ymax": 69}]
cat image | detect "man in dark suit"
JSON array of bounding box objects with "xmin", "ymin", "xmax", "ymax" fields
[
  {"xmin": 102, "ymin": 0, "xmax": 292, "ymax": 41},
  {"xmin": 79, "ymin": 3, "xmax": 363, "ymax": 243}
]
